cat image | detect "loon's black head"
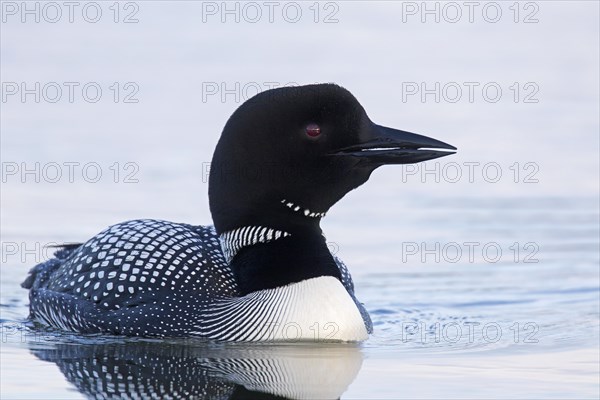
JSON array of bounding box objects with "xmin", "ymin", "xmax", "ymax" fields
[{"xmin": 209, "ymin": 83, "xmax": 456, "ymax": 234}]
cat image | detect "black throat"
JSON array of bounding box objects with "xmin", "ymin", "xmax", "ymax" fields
[{"xmin": 227, "ymin": 226, "xmax": 342, "ymax": 296}]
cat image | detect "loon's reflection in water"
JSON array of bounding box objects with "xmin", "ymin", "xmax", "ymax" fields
[{"xmin": 29, "ymin": 339, "xmax": 363, "ymax": 399}]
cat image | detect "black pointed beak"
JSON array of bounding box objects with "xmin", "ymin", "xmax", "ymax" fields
[{"xmin": 331, "ymin": 124, "xmax": 457, "ymax": 165}]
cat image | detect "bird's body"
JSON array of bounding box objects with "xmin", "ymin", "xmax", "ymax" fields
[
  {"xmin": 23, "ymin": 84, "xmax": 455, "ymax": 341},
  {"xmin": 23, "ymin": 219, "xmax": 371, "ymax": 340}
]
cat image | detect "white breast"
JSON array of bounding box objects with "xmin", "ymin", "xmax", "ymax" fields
[
  {"xmin": 195, "ymin": 276, "xmax": 369, "ymax": 342},
  {"xmin": 263, "ymin": 276, "xmax": 369, "ymax": 342}
]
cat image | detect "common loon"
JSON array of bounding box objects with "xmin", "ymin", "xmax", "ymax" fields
[{"xmin": 22, "ymin": 84, "xmax": 456, "ymax": 341}]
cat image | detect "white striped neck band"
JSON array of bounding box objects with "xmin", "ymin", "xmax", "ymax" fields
[
  {"xmin": 219, "ymin": 226, "xmax": 291, "ymax": 264},
  {"xmin": 280, "ymin": 199, "xmax": 326, "ymax": 218}
]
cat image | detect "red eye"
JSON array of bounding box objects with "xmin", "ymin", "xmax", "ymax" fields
[{"xmin": 305, "ymin": 123, "xmax": 321, "ymax": 138}]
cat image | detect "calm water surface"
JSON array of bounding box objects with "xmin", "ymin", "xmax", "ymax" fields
[{"xmin": 1, "ymin": 195, "xmax": 598, "ymax": 398}]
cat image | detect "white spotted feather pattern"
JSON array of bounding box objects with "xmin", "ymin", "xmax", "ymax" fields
[{"xmin": 26, "ymin": 220, "xmax": 236, "ymax": 337}]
